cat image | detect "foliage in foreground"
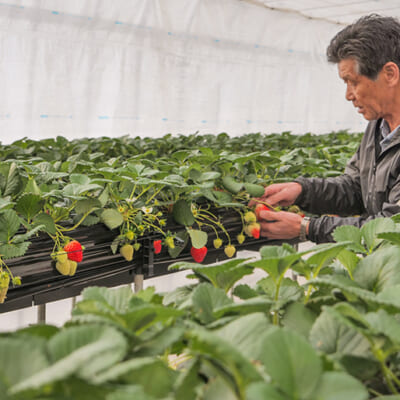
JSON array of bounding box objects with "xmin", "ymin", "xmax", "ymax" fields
[{"xmin": 2, "ymin": 217, "xmax": 400, "ymax": 399}]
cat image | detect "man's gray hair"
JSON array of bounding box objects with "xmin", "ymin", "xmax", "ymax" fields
[{"xmin": 327, "ymin": 14, "xmax": 400, "ymax": 80}]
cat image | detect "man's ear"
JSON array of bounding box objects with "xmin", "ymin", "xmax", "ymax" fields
[{"xmin": 382, "ymin": 61, "xmax": 400, "ymax": 86}]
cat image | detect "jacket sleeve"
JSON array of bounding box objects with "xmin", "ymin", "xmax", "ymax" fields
[
  {"xmin": 293, "ymin": 145, "xmax": 400, "ymax": 243},
  {"xmin": 300, "ymin": 166, "xmax": 400, "ymax": 243},
  {"xmin": 293, "ymin": 149, "xmax": 365, "ymax": 216}
]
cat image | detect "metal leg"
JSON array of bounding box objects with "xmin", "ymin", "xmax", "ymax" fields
[
  {"xmin": 71, "ymin": 296, "xmax": 77, "ymax": 314},
  {"xmin": 134, "ymin": 274, "xmax": 144, "ymax": 293},
  {"xmin": 37, "ymin": 304, "xmax": 46, "ymax": 324}
]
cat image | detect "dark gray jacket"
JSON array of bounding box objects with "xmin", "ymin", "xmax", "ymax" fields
[{"xmin": 294, "ymin": 119, "xmax": 400, "ymax": 243}]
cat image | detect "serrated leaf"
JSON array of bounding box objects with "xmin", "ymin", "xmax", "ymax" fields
[
  {"xmin": 101, "ymin": 208, "xmax": 124, "ymax": 230},
  {"xmin": 0, "ymin": 336, "xmax": 49, "ymax": 388},
  {"xmin": 170, "ymin": 258, "xmax": 253, "ymax": 293},
  {"xmin": 353, "ymin": 245, "xmax": 400, "ymax": 292},
  {"xmin": 187, "ymin": 229, "xmax": 208, "ymax": 248},
  {"xmin": 10, "ymin": 325, "xmax": 128, "ymax": 393},
  {"xmin": 92, "ymin": 357, "xmax": 177, "ymax": 398},
  {"xmin": 32, "ymin": 212, "xmax": 57, "ymax": 235},
  {"xmin": 361, "ymin": 218, "xmax": 397, "ymax": 253},
  {"xmin": 172, "ymin": 199, "xmax": 195, "ymax": 226},
  {"xmin": 74, "ymin": 198, "xmax": 101, "ymax": 215},
  {"xmin": 15, "ymin": 193, "xmax": 44, "ymax": 222},
  {"xmin": 0, "ymin": 210, "xmax": 21, "ymax": 243},
  {"xmin": 309, "ymin": 307, "xmax": 370, "ymax": 357},
  {"xmin": 259, "ymin": 328, "xmax": 322, "ymax": 399},
  {"xmin": 215, "ymin": 313, "xmax": 273, "ymax": 360},
  {"xmin": 333, "ymin": 225, "xmax": 365, "ymax": 253},
  {"xmin": 192, "ymin": 283, "xmax": 233, "ymax": 324},
  {"xmin": 312, "ymin": 371, "xmax": 368, "ymax": 400},
  {"xmin": 0, "ymin": 242, "xmax": 30, "ymax": 259}
]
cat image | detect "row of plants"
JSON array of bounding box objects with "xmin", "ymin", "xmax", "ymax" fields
[
  {"xmin": 0, "ymin": 131, "xmax": 362, "ymax": 302},
  {"xmin": 1, "ymin": 217, "xmax": 400, "ymax": 399}
]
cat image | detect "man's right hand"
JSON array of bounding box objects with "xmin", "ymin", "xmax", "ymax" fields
[{"xmin": 248, "ymin": 182, "xmax": 302, "ymax": 208}]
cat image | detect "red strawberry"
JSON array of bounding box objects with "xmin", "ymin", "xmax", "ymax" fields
[
  {"xmin": 249, "ymin": 223, "xmax": 261, "ymax": 239},
  {"xmin": 63, "ymin": 240, "xmax": 83, "ymax": 262},
  {"xmin": 153, "ymin": 239, "xmax": 162, "ymax": 254},
  {"xmin": 190, "ymin": 246, "xmax": 208, "ymax": 263},
  {"xmin": 254, "ymin": 204, "xmax": 270, "ymax": 221}
]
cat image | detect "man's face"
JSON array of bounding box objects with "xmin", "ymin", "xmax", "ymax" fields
[{"xmin": 338, "ymin": 58, "xmax": 387, "ymax": 121}]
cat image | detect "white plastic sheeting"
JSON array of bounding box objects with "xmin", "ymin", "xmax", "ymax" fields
[
  {"xmin": 248, "ymin": 0, "xmax": 400, "ymax": 25},
  {"xmin": 0, "ymin": 0, "xmax": 368, "ymax": 144}
]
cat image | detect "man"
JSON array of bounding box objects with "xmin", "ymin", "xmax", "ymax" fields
[{"xmin": 250, "ymin": 14, "xmax": 400, "ymax": 243}]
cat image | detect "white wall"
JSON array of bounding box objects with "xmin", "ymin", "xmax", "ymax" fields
[{"xmin": 0, "ymin": 0, "xmax": 366, "ymax": 144}]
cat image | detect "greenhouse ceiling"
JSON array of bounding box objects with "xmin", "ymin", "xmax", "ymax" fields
[{"xmin": 244, "ymin": 0, "xmax": 400, "ymax": 25}]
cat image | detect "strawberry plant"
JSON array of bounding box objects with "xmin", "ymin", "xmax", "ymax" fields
[{"xmin": 5, "ymin": 217, "xmax": 400, "ymax": 397}]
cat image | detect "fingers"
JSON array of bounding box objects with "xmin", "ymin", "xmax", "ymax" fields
[
  {"xmin": 258, "ymin": 211, "xmax": 302, "ymax": 240},
  {"xmin": 248, "ymin": 184, "xmax": 285, "ymax": 207}
]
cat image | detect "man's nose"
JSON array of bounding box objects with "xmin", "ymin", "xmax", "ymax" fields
[{"xmin": 345, "ymin": 86, "xmax": 355, "ymax": 101}]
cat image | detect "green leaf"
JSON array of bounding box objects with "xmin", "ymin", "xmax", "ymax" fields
[
  {"xmin": 12, "ymin": 224, "xmax": 45, "ymax": 243},
  {"xmin": 248, "ymin": 244, "xmax": 301, "ymax": 281},
  {"xmin": 168, "ymin": 230, "xmax": 189, "ymax": 258},
  {"xmin": 186, "ymin": 328, "xmax": 263, "ymax": 391},
  {"xmin": 257, "ymin": 276, "xmax": 304, "ymax": 309},
  {"xmin": 15, "ymin": 193, "xmax": 44, "ymax": 222},
  {"xmin": 244, "ymin": 182, "xmax": 265, "ymax": 197},
  {"xmin": 101, "ymin": 208, "xmax": 124, "ymax": 230},
  {"xmin": 306, "ymin": 242, "xmax": 352, "ymax": 275},
  {"xmin": 333, "ymin": 225, "xmax": 365, "ymax": 253},
  {"xmin": 79, "ymin": 286, "xmax": 134, "ymax": 314},
  {"xmin": 259, "ymin": 328, "xmax": 322, "ymax": 399},
  {"xmin": 336, "ymin": 249, "xmax": 361, "ymax": 277},
  {"xmin": 92, "ymin": 357, "xmax": 177, "ymax": 398},
  {"xmin": 170, "ymin": 258, "xmax": 253, "ymax": 293},
  {"xmin": 173, "ymin": 359, "xmax": 204, "ymax": 400},
  {"xmin": 191, "ymin": 283, "xmax": 233, "ymax": 324},
  {"xmin": 214, "ymin": 313, "xmax": 273, "ymax": 360},
  {"xmin": 0, "ymin": 210, "xmax": 21, "ymax": 243},
  {"xmin": 0, "ymin": 198, "xmax": 14, "ymax": 212},
  {"xmin": 10, "ymin": 325, "xmax": 128, "ymax": 393},
  {"xmin": 106, "ymin": 385, "xmax": 156, "ymax": 400},
  {"xmin": 0, "ymin": 241, "xmax": 30, "ymax": 259},
  {"xmin": 75, "ymin": 198, "xmax": 102, "ymax": 215},
  {"xmin": 70, "ymin": 173, "xmax": 91, "ymax": 185},
  {"xmin": 353, "ymin": 245, "xmax": 400, "ymax": 292},
  {"xmin": 24, "ymin": 177, "xmax": 41, "ymax": 195},
  {"xmin": 246, "ymin": 382, "xmax": 289, "ymax": 400},
  {"xmin": 222, "ymin": 176, "xmax": 243, "ymax": 194},
  {"xmin": 172, "ymin": 199, "xmax": 195, "ymax": 226},
  {"xmin": 33, "ymin": 212, "xmax": 57, "ymax": 235},
  {"xmin": 282, "ymin": 302, "xmax": 317, "ymax": 339},
  {"xmin": 187, "ymin": 228, "xmax": 208, "ymax": 248},
  {"xmin": 377, "ymin": 231, "xmax": 400, "ymax": 245},
  {"xmin": 1, "ymin": 162, "xmax": 22, "ymax": 197},
  {"xmin": 62, "ymin": 182, "xmax": 103, "ymax": 197},
  {"xmin": 0, "ymin": 336, "xmax": 49, "ymax": 388},
  {"xmin": 312, "ymin": 371, "xmax": 368, "ymax": 400},
  {"xmin": 361, "ymin": 217, "xmax": 397, "ymax": 253},
  {"xmin": 364, "ymin": 309, "xmax": 400, "ymax": 345},
  {"xmin": 213, "ymin": 297, "xmax": 273, "ymax": 319},
  {"xmin": 310, "ymin": 307, "xmax": 370, "ymax": 357}
]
